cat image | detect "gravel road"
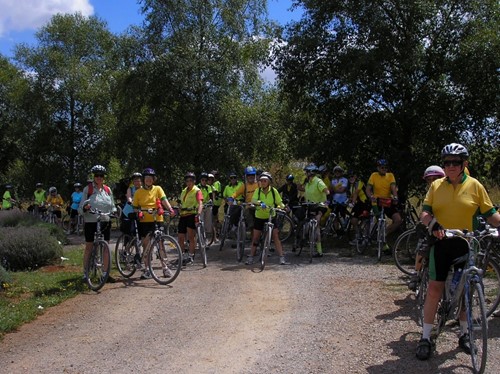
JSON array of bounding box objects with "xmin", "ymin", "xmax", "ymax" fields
[{"xmin": 1, "ymin": 236, "xmax": 499, "ymax": 374}]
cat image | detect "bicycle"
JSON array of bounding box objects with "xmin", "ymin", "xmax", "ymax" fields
[
  {"xmin": 195, "ymin": 213, "xmax": 209, "ymax": 268},
  {"xmin": 84, "ymin": 208, "xmax": 113, "ymax": 291},
  {"xmin": 138, "ymin": 208, "xmax": 183, "ymax": 284},
  {"xmin": 401, "ymin": 198, "xmax": 419, "ymax": 231},
  {"xmin": 393, "ymin": 227, "xmax": 423, "ymax": 275},
  {"xmin": 115, "ymin": 216, "xmax": 142, "ymax": 278},
  {"xmin": 322, "ymin": 202, "xmax": 352, "ymax": 240},
  {"xmin": 294, "ymin": 202, "xmax": 323, "ymax": 263},
  {"xmin": 373, "ymin": 198, "xmax": 393, "ymax": 262},
  {"xmin": 431, "ymin": 227, "xmax": 497, "ymax": 374},
  {"xmin": 255, "ymin": 207, "xmax": 286, "ymax": 271},
  {"xmin": 62, "ymin": 211, "xmax": 84, "ymax": 235},
  {"xmin": 218, "ymin": 200, "xmax": 235, "ymax": 252},
  {"xmin": 353, "ymin": 208, "xmax": 376, "ymax": 255}
]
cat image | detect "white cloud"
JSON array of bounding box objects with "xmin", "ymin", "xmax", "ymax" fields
[{"xmin": 0, "ymin": 0, "xmax": 94, "ymax": 36}]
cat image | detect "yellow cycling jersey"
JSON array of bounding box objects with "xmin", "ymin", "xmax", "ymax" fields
[
  {"xmin": 367, "ymin": 172, "xmax": 396, "ymax": 199},
  {"xmin": 46, "ymin": 195, "xmax": 64, "ymax": 209},
  {"xmin": 304, "ymin": 176, "xmax": 328, "ymax": 203},
  {"xmin": 233, "ymin": 181, "xmax": 258, "ymax": 203},
  {"xmin": 349, "ymin": 180, "xmax": 368, "ymax": 203},
  {"xmin": 422, "ymin": 175, "xmax": 496, "ymax": 231},
  {"xmin": 223, "ymin": 182, "xmax": 243, "ymax": 199},
  {"xmin": 34, "ymin": 190, "xmax": 46, "ymax": 205},
  {"xmin": 180, "ymin": 185, "xmax": 202, "ymax": 216},
  {"xmin": 252, "ymin": 187, "xmax": 285, "ymax": 219},
  {"xmin": 133, "ymin": 185, "xmax": 167, "ymax": 223}
]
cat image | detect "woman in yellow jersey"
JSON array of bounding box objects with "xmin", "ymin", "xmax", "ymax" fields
[
  {"xmin": 416, "ymin": 143, "xmax": 500, "ymax": 361},
  {"xmin": 347, "ymin": 170, "xmax": 371, "ymax": 245},
  {"xmin": 46, "ymin": 186, "xmax": 64, "ymax": 226},
  {"xmin": 178, "ymin": 172, "xmax": 204, "ymax": 265}
]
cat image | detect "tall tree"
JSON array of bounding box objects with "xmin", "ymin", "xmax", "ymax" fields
[{"xmin": 275, "ymin": 0, "xmax": 499, "ymax": 197}]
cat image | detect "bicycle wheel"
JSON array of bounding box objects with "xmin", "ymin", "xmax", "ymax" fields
[
  {"xmin": 115, "ymin": 234, "xmax": 137, "ymax": 278},
  {"xmin": 278, "ymin": 214, "xmax": 293, "ymax": 242},
  {"xmin": 260, "ymin": 228, "xmax": 271, "ymax": 271},
  {"xmin": 393, "ymin": 228, "xmax": 419, "ymax": 275},
  {"xmin": 466, "ymin": 281, "xmax": 488, "ymax": 374},
  {"xmin": 76, "ymin": 215, "xmax": 84, "ymax": 235},
  {"xmin": 62, "ymin": 214, "xmax": 71, "ymax": 233},
  {"xmin": 377, "ymin": 221, "xmax": 385, "ymax": 262},
  {"xmin": 416, "ymin": 265, "xmax": 429, "ymax": 327},
  {"xmin": 166, "ymin": 215, "xmax": 179, "ymax": 236},
  {"xmin": 218, "ymin": 216, "xmax": 230, "ymax": 251},
  {"xmin": 197, "ymin": 225, "xmax": 208, "ymax": 267},
  {"xmin": 476, "ymin": 254, "xmax": 500, "ymax": 317},
  {"xmin": 86, "ymin": 241, "xmax": 110, "ymax": 291},
  {"xmin": 356, "ymin": 218, "xmax": 370, "ymax": 254},
  {"xmin": 148, "ymin": 234, "xmax": 182, "ymax": 285},
  {"xmin": 309, "ymin": 221, "xmax": 316, "ymax": 263},
  {"xmin": 237, "ymin": 220, "xmax": 246, "ymax": 262}
]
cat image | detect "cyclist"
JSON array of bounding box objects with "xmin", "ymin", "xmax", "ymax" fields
[
  {"xmin": 178, "ymin": 172, "xmax": 203, "ymax": 265},
  {"xmin": 209, "ymin": 170, "xmax": 222, "ymax": 239},
  {"xmin": 79, "ymin": 165, "xmax": 117, "ymax": 283},
  {"xmin": 198, "ymin": 172, "xmax": 214, "ymax": 240},
  {"xmin": 416, "ymin": 143, "xmax": 500, "ymax": 360},
  {"xmin": 68, "ymin": 183, "xmax": 83, "ymax": 234},
  {"xmin": 366, "ymin": 159, "xmax": 402, "ymax": 250},
  {"xmin": 46, "ymin": 186, "xmax": 64, "ymax": 226},
  {"xmin": 347, "ymin": 170, "xmax": 371, "ymax": 245},
  {"xmin": 408, "ymin": 165, "xmax": 446, "ymax": 291},
  {"xmin": 132, "ymin": 168, "xmax": 175, "ymax": 279},
  {"xmin": 33, "ymin": 183, "xmax": 46, "ymax": 215},
  {"xmin": 278, "ymin": 174, "xmax": 299, "ymax": 210},
  {"xmin": 231, "ymin": 166, "xmax": 259, "ymax": 231},
  {"xmin": 329, "ymin": 165, "xmax": 349, "ymax": 234},
  {"xmin": 2, "ymin": 184, "xmax": 16, "ymax": 210},
  {"xmin": 121, "ymin": 172, "xmax": 142, "ymax": 236},
  {"xmin": 246, "ymin": 172, "xmax": 288, "ymax": 265},
  {"xmin": 302, "ymin": 163, "xmax": 330, "ymax": 257},
  {"xmin": 222, "ymin": 171, "xmax": 243, "ymax": 232}
]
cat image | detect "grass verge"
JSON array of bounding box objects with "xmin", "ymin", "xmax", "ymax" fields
[{"xmin": 0, "ymin": 246, "xmax": 86, "ymax": 340}]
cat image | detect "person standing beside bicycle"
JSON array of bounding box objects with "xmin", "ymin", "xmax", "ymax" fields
[
  {"xmin": 132, "ymin": 168, "xmax": 175, "ymax": 278},
  {"xmin": 278, "ymin": 174, "xmax": 299, "ymax": 211},
  {"xmin": 302, "ymin": 163, "xmax": 330, "ymax": 258},
  {"xmin": 208, "ymin": 170, "xmax": 222, "ymax": 235},
  {"xmin": 79, "ymin": 165, "xmax": 117, "ymax": 282},
  {"xmin": 365, "ymin": 159, "xmax": 402, "ymax": 250},
  {"xmin": 178, "ymin": 172, "xmax": 204, "ymax": 265},
  {"xmin": 121, "ymin": 172, "xmax": 142, "ymax": 236},
  {"xmin": 347, "ymin": 171, "xmax": 371, "ymax": 246},
  {"xmin": 416, "ymin": 143, "xmax": 500, "ymax": 360},
  {"xmin": 231, "ymin": 166, "xmax": 259, "ymax": 231},
  {"xmin": 246, "ymin": 172, "xmax": 288, "ymax": 265},
  {"xmin": 46, "ymin": 186, "xmax": 64, "ymax": 226},
  {"xmin": 33, "ymin": 183, "xmax": 46, "ymax": 216},
  {"xmin": 68, "ymin": 183, "xmax": 83, "ymax": 234},
  {"xmin": 222, "ymin": 171, "xmax": 243, "ymax": 231},
  {"xmin": 329, "ymin": 165, "xmax": 349, "ymax": 234},
  {"xmin": 198, "ymin": 172, "xmax": 215, "ymax": 240}
]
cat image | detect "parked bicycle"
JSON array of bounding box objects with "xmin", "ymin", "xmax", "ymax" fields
[
  {"xmin": 294, "ymin": 202, "xmax": 324, "ymax": 263},
  {"xmin": 322, "ymin": 202, "xmax": 352, "ymax": 240},
  {"xmin": 255, "ymin": 207, "xmax": 287, "ymax": 271},
  {"xmin": 115, "ymin": 216, "xmax": 142, "ymax": 278}
]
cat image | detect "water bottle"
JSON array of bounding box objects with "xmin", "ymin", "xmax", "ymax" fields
[{"xmin": 450, "ymin": 268, "xmax": 462, "ymax": 295}]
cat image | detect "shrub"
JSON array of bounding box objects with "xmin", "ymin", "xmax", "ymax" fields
[
  {"xmin": 0, "ymin": 264, "xmax": 12, "ymax": 289},
  {"xmin": 0, "ymin": 227, "xmax": 63, "ymax": 271},
  {"xmin": 0, "ymin": 210, "xmax": 38, "ymax": 227}
]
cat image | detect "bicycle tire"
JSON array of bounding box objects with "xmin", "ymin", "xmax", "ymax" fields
[
  {"xmin": 260, "ymin": 227, "xmax": 271, "ymax": 271},
  {"xmin": 115, "ymin": 234, "xmax": 137, "ymax": 278},
  {"xmin": 476, "ymin": 254, "xmax": 500, "ymax": 317},
  {"xmin": 467, "ymin": 281, "xmax": 488, "ymax": 374},
  {"xmin": 148, "ymin": 234, "xmax": 182, "ymax": 285},
  {"xmin": 393, "ymin": 228, "xmax": 419, "ymax": 275},
  {"xmin": 166, "ymin": 215, "xmax": 179, "ymax": 236},
  {"xmin": 309, "ymin": 220, "xmax": 316, "ymax": 263},
  {"xmin": 377, "ymin": 220, "xmax": 385, "ymax": 262},
  {"xmin": 355, "ymin": 218, "xmax": 370, "ymax": 254},
  {"xmin": 237, "ymin": 220, "xmax": 246, "ymax": 262},
  {"xmin": 278, "ymin": 214, "xmax": 293, "ymax": 242},
  {"xmin": 86, "ymin": 241, "xmax": 110, "ymax": 291},
  {"xmin": 205, "ymin": 223, "xmax": 215, "ymax": 246},
  {"xmin": 416, "ymin": 264, "xmax": 429, "ymax": 327},
  {"xmin": 196, "ymin": 225, "xmax": 208, "ymax": 268},
  {"xmin": 62, "ymin": 214, "xmax": 71, "ymax": 233}
]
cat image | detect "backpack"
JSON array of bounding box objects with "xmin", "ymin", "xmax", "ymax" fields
[
  {"xmin": 87, "ymin": 183, "xmax": 111, "ymax": 197},
  {"xmin": 257, "ymin": 187, "xmax": 277, "ymax": 207}
]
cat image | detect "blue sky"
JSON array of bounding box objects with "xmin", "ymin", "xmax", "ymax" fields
[{"xmin": 0, "ymin": 0, "xmax": 302, "ymax": 59}]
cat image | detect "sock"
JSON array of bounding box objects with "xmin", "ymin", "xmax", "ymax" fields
[
  {"xmin": 316, "ymin": 242, "xmax": 323, "ymax": 253},
  {"xmin": 422, "ymin": 323, "xmax": 433, "ymax": 340},
  {"xmin": 459, "ymin": 320, "xmax": 468, "ymax": 336}
]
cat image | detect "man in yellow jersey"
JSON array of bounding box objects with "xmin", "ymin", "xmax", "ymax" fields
[
  {"xmin": 347, "ymin": 170, "xmax": 371, "ymax": 246},
  {"xmin": 416, "ymin": 143, "xmax": 500, "ymax": 361},
  {"xmin": 178, "ymin": 172, "xmax": 204, "ymax": 265},
  {"xmin": 302, "ymin": 163, "xmax": 330, "ymax": 257},
  {"xmin": 366, "ymin": 159, "xmax": 402, "ymax": 245},
  {"xmin": 132, "ymin": 167, "xmax": 175, "ymax": 279}
]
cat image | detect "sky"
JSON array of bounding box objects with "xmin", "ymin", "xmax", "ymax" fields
[{"xmin": 0, "ymin": 0, "xmax": 303, "ymax": 59}]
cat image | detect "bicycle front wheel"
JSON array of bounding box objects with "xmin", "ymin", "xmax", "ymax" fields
[
  {"xmin": 356, "ymin": 218, "xmax": 370, "ymax": 254},
  {"xmin": 260, "ymin": 228, "xmax": 272, "ymax": 271},
  {"xmin": 416, "ymin": 266, "xmax": 429, "ymax": 327},
  {"xmin": 196, "ymin": 225, "xmax": 208, "ymax": 268},
  {"xmin": 115, "ymin": 234, "xmax": 137, "ymax": 278},
  {"xmin": 476, "ymin": 254, "xmax": 500, "ymax": 317},
  {"xmin": 218, "ymin": 216, "xmax": 230, "ymax": 251},
  {"xmin": 148, "ymin": 234, "xmax": 182, "ymax": 285},
  {"xmin": 237, "ymin": 221, "xmax": 246, "ymax": 262},
  {"xmin": 278, "ymin": 214, "xmax": 293, "ymax": 242},
  {"xmin": 86, "ymin": 241, "xmax": 111, "ymax": 291},
  {"xmin": 467, "ymin": 281, "xmax": 488, "ymax": 374},
  {"xmin": 62, "ymin": 214, "xmax": 71, "ymax": 233},
  {"xmin": 377, "ymin": 221, "xmax": 385, "ymax": 262},
  {"xmin": 393, "ymin": 228, "xmax": 419, "ymax": 275},
  {"xmin": 309, "ymin": 221, "xmax": 316, "ymax": 263}
]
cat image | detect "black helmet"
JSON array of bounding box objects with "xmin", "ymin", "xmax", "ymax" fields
[
  {"xmin": 184, "ymin": 172, "xmax": 196, "ymax": 180},
  {"xmin": 376, "ymin": 159, "xmax": 388, "ymax": 167},
  {"xmin": 49, "ymin": 186, "xmax": 57, "ymax": 194},
  {"xmin": 91, "ymin": 165, "xmax": 107, "ymax": 174},
  {"xmin": 142, "ymin": 168, "xmax": 156, "ymax": 176},
  {"xmin": 73, "ymin": 182, "xmax": 82, "ymax": 188},
  {"xmin": 304, "ymin": 163, "xmax": 318, "ymax": 173},
  {"xmin": 229, "ymin": 171, "xmax": 237, "ymax": 178},
  {"xmin": 36, "ymin": 182, "xmax": 43, "ymax": 188},
  {"xmin": 286, "ymin": 174, "xmax": 294, "ymax": 181},
  {"xmin": 131, "ymin": 172, "xmax": 142, "ymax": 179},
  {"xmin": 200, "ymin": 172, "xmax": 209, "ymax": 180}
]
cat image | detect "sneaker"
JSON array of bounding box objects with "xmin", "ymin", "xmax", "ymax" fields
[
  {"xmin": 140, "ymin": 270, "xmax": 152, "ymax": 279},
  {"xmin": 458, "ymin": 333, "xmax": 477, "ymax": 354},
  {"xmin": 279, "ymin": 256, "xmax": 288, "ymax": 265},
  {"xmin": 416, "ymin": 338, "xmax": 433, "ymax": 361},
  {"xmin": 163, "ymin": 267, "xmax": 173, "ymax": 278},
  {"xmin": 134, "ymin": 254, "xmax": 142, "ymax": 269},
  {"xmin": 408, "ymin": 273, "xmax": 419, "ymax": 292},
  {"xmin": 184, "ymin": 255, "xmax": 194, "ymax": 265},
  {"xmin": 383, "ymin": 244, "xmax": 392, "ymax": 254},
  {"xmin": 245, "ymin": 256, "xmax": 254, "ymax": 265},
  {"xmin": 312, "ymin": 252, "xmax": 323, "ymax": 258}
]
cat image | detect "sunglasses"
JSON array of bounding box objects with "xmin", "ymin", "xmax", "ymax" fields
[
  {"xmin": 443, "ymin": 160, "xmax": 462, "ymax": 167},
  {"xmin": 230, "ymin": 176, "xmax": 237, "ymax": 179},
  {"xmin": 94, "ymin": 174, "xmax": 104, "ymax": 178},
  {"xmin": 378, "ymin": 166, "xmax": 387, "ymax": 170}
]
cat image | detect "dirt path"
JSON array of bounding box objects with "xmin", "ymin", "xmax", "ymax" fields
[{"xmin": 1, "ymin": 238, "xmax": 499, "ymax": 373}]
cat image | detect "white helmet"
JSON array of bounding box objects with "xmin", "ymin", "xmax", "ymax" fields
[{"xmin": 423, "ymin": 165, "xmax": 445, "ymax": 179}]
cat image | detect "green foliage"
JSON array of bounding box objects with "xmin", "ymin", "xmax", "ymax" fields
[
  {"xmin": 0, "ymin": 226, "xmax": 63, "ymax": 271},
  {"xmin": 0, "ymin": 265, "xmax": 12, "ymax": 289}
]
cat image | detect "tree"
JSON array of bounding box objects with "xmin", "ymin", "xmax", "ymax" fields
[{"xmin": 275, "ymin": 0, "xmax": 499, "ymax": 197}]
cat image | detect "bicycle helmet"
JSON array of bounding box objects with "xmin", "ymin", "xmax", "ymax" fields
[
  {"xmin": 318, "ymin": 164, "xmax": 327, "ymax": 173},
  {"xmin": 441, "ymin": 143, "xmax": 469, "ymax": 160},
  {"xmin": 131, "ymin": 172, "xmax": 142, "ymax": 179},
  {"xmin": 304, "ymin": 163, "xmax": 318, "ymax": 173},
  {"xmin": 184, "ymin": 172, "xmax": 196, "ymax": 180},
  {"xmin": 74, "ymin": 182, "xmax": 82, "ymax": 188},
  {"xmin": 229, "ymin": 171, "xmax": 238, "ymax": 178},
  {"xmin": 207, "ymin": 173, "xmax": 215, "ymax": 179},
  {"xmin": 423, "ymin": 165, "xmax": 445, "ymax": 180},
  {"xmin": 259, "ymin": 171, "xmax": 273, "ymax": 182},
  {"xmin": 376, "ymin": 159, "xmax": 388, "ymax": 167},
  {"xmin": 142, "ymin": 167, "xmax": 156, "ymax": 176},
  {"xmin": 49, "ymin": 186, "xmax": 57, "ymax": 194},
  {"xmin": 200, "ymin": 172, "xmax": 209, "ymax": 180},
  {"xmin": 5, "ymin": 184, "xmax": 13, "ymax": 189},
  {"xmin": 245, "ymin": 166, "xmax": 256, "ymax": 175},
  {"xmin": 256, "ymin": 169, "xmax": 263, "ymax": 177},
  {"xmin": 333, "ymin": 165, "xmax": 344, "ymax": 173},
  {"xmin": 91, "ymin": 165, "xmax": 107, "ymax": 174},
  {"xmin": 36, "ymin": 182, "xmax": 43, "ymax": 188},
  {"xmin": 211, "ymin": 170, "xmax": 219, "ymax": 176},
  {"xmin": 347, "ymin": 170, "xmax": 356, "ymax": 177},
  {"xmin": 286, "ymin": 174, "xmax": 294, "ymax": 181}
]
